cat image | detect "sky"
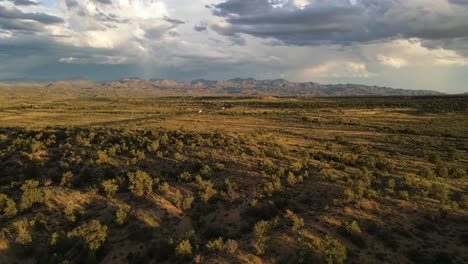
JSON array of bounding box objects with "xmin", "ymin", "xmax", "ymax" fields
[{"xmin": 0, "ymin": 0, "xmax": 467, "ymax": 93}]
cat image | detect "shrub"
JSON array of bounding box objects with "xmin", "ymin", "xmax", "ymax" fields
[
  {"xmin": 253, "ymin": 220, "xmax": 270, "ymax": 255},
  {"xmin": 20, "ymin": 180, "xmax": 43, "ymax": 210},
  {"xmin": 343, "ymin": 221, "xmax": 361, "ymax": 234},
  {"xmin": 0, "ymin": 194, "xmax": 17, "ymax": 218},
  {"xmin": 68, "ymin": 220, "xmax": 108, "ymax": 251},
  {"xmin": 115, "ymin": 204, "xmax": 131, "ymax": 225},
  {"xmin": 287, "ymin": 172, "xmax": 297, "ymax": 186},
  {"xmin": 60, "ymin": 171, "xmax": 74, "ymax": 187},
  {"xmin": 206, "ymin": 237, "xmax": 224, "ymax": 252},
  {"xmin": 418, "ymin": 166, "xmax": 435, "ymax": 179},
  {"xmin": 323, "ymin": 235, "xmax": 347, "ymax": 264},
  {"xmin": 101, "ymin": 179, "xmax": 119, "ymax": 198},
  {"xmin": 195, "ymin": 176, "xmax": 217, "ymax": 203},
  {"xmin": 12, "ymin": 220, "xmax": 32, "ymax": 245},
  {"xmin": 175, "ymin": 239, "xmax": 192, "ymax": 257},
  {"xmin": 224, "ymin": 239, "xmax": 238, "ymax": 254},
  {"xmin": 128, "ymin": 170, "xmax": 153, "ymax": 197},
  {"xmin": 178, "ymin": 171, "xmax": 192, "ymax": 182},
  {"xmin": 451, "ymin": 167, "xmax": 466, "ymax": 179},
  {"xmin": 286, "ymin": 210, "xmax": 305, "ymax": 233},
  {"xmin": 174, "ymin": 190, "xmax": 194, "ymax": 210},
  {"xmin": 430, "ymin": 183, "xmax": 449, "ymax": 202}
]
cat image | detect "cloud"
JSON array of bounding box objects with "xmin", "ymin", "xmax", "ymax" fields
[
  {"xmin": 0, "ymin": 5, "xmax": 63, "ymax": 24},
  {"xmin": 9, "ymin": 0, "xmax": 38, "ymax": 6},
  {"xmin": 302, "ymin": 61, "xmax": 372, "ymax": 78},
  {"xmin": 210, "ymin": 0, "xmax": 468, "ymax": 54},
  {"xmin": 194, "ymin": 24, "xmax": 207, "ymax": 32}
]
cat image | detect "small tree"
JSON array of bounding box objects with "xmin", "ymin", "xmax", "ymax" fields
[
  {"xmin": 68, "ymin": 220, "xmax": 108, "ymax": 251},
  {"xmin": 128, "ymin": 170, "xmax": 153, "ymax": 197}
]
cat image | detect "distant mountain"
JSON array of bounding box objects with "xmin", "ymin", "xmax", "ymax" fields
[{"xmin": 2, "ymin": 78, "xmax": 444, "ymax": 97}]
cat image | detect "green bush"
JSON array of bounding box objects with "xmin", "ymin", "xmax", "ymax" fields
[
  {"xmin": 115, "ymin": 204, "xmax": 131, "ymax": 225},
  {"xmin": 128, "ymin": 170, "xmax": 153, "ymax": 197},
  {"xmin": 175, "ymin": 239, "xmax": 192, "ymax": 257},
  {"xmin": 206, "ymin": 237, "xmax": 224, "ymax": 252},
  {"xmin": 101, "ymin": 179, "xmax": 119, "ymax": 198},
  {"xmin": 0, "ymin": 193, "xmax": 17, "ymax": 217},
  {"xmin": 68, "ymin": 220, "xmax": 108, "ymax": 251},
  {"xmin": 323, "ymin": 235, "xmax": 347, "ymax": 264},
  {"xmin": 253, "ymin": 220, "xmax": 270, "ymax": 255},
  {"xmin": 20, "ymin": 180, "xmax": 43, "ymax": 210}
]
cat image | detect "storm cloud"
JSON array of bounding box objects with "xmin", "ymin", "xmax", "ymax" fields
[{"xmin": 211, "ymin": 0, "xmax": 468, "ymax": 53}]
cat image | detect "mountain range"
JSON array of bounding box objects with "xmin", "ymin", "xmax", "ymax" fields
[{"xmin": 0, "ymin": 78, "xmax": 445, "ymax": 97}]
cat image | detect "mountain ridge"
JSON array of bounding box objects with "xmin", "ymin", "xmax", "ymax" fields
[{"xmin": 2, "ymin": 78, "xmax": 445, "ymax": 97}]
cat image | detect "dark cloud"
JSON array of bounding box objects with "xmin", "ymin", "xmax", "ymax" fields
[
  {"xmin": 211, "ymin": 0, "xmax": 468, "ymax": 52},
  {"xmin": 94, "ymin": 0, "xmax": 112, "ymax": 4},
  {"xmin": 0, "ymin": 6, "xmax": 64, "ymax": 24},
  {"xmin": 449, "ymin": 0, "xmax": 468, "ymax": 5},
  {"xmin": 9, "ymin": 0, "xmax": 38, "ymax": 6},
  {"xmin": 163, "ymin": 16, "xmax": 185, "ymax": 25},
  {"xmin": 194, "ymin": 25, "xmax": 207, "ymax": 32}
]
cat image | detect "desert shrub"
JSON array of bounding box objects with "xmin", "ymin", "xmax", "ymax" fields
[
  {"xmin": 286, "ymin": 210, "xmax": 305, "ymax": 233},
  {"xmin": 178, "ymin": 171, "xmax": 192, "ymax": 182},
  {"xmin": 398, "ymin": 190, "xmax": 410, "ymax": 200},
  {"xmin": 200, "ymin": 165, "xmax": 212, "ymax": 177},
  {"xmin": 263, "ymin": 175, "xmax": 282, "ymax": 197},
  {"xmin": 174, "ymin": 190, "xmax": 194, "ymax": 210},
  {"xmin": 64, "ymin": 204, "xmax": 77, "ymax": 223},
  {"xmin": 175, "ymin": 239, "xmax": 192, "ymax": 257},
  {"xmin": 450, "ymin": 167, "xmax": 466, "ymax": 178},
  {"xmin": 418, "ymin": 166, "xmax": 435, "ymax": 179},
  {"xmin": 60, "ymin": 171, "xmax": 74, "ymax": 188},
  {"xmin": 224, "ymin": 239, "xmax": 238, "ymax": 254},
  {"xmin": 68, "ymin": 220, "xmax": 108, "ymax": 251},
  {"xmin": 343, "ymin": 221, "xmax": 361, "ymax": 234},
  {"xmin": 13, "ymin": 219, "xmax": 32, "ymax": 245},
  {"xmin": 195, "ymin": 176, "xmax": 217, "ymax": 203},
  {"xmin": 287, "ymin": 172, "xmax": 297, "ymax": 186},
  {"xmin": 20, "ymin": 180, "xmax": 43, "ymax": 210},
  {"xmin": 222, "ymin": 178, "xmax": 239, "ymax": 201},
  {"xmin": 323, "ymin": 235, "xmax": 347, "ymax": 264},
  {"xmin": 115, "ymin": 204, "xmax": 131, "ymax": 225},
  {"xmin": 206, "ymin": 237, "xmax": 224, "ymax": 252},
  {"xmin": 253, "ymin": 220, "xmax": 270, "ymax": 255},
  {"xmin": 436, "ymin": 166, "xmax": 449, "ymax": 178},
  {"xmin": 430, "ymin": 183, "xmax": 449, "ymax": 202},
  {"xmin": 428, "ymin": 153, "xmax": 441, "ymax": 164},
  {"xmin": 101, "ymin": 179, "xmax": 119, "ymax": 198},
  {"xmin": 0, "ymin": 193, "xmax": 17, "ymax": 217},
  {"xmin": 127, "ymin": 170, "xmax": 153, "ymax": 197}
]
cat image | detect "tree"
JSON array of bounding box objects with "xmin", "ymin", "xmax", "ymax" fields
[
  {"xmin": 127, "ymin": 170, "xmax": 153, "ymax": 197},
  {"xmin": 68, "ymin": 220, "xmax": 108, "ymax": 251}
]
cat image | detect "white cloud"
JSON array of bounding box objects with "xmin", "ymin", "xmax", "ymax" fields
[{"xmin": 301, "ymin": 61, "xmax": 371, "ymax": 78}]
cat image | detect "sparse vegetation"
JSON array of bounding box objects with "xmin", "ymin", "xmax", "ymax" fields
[{"xmin": 0, "ymin": 96, "xmax": 466, "ymax": 263}]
